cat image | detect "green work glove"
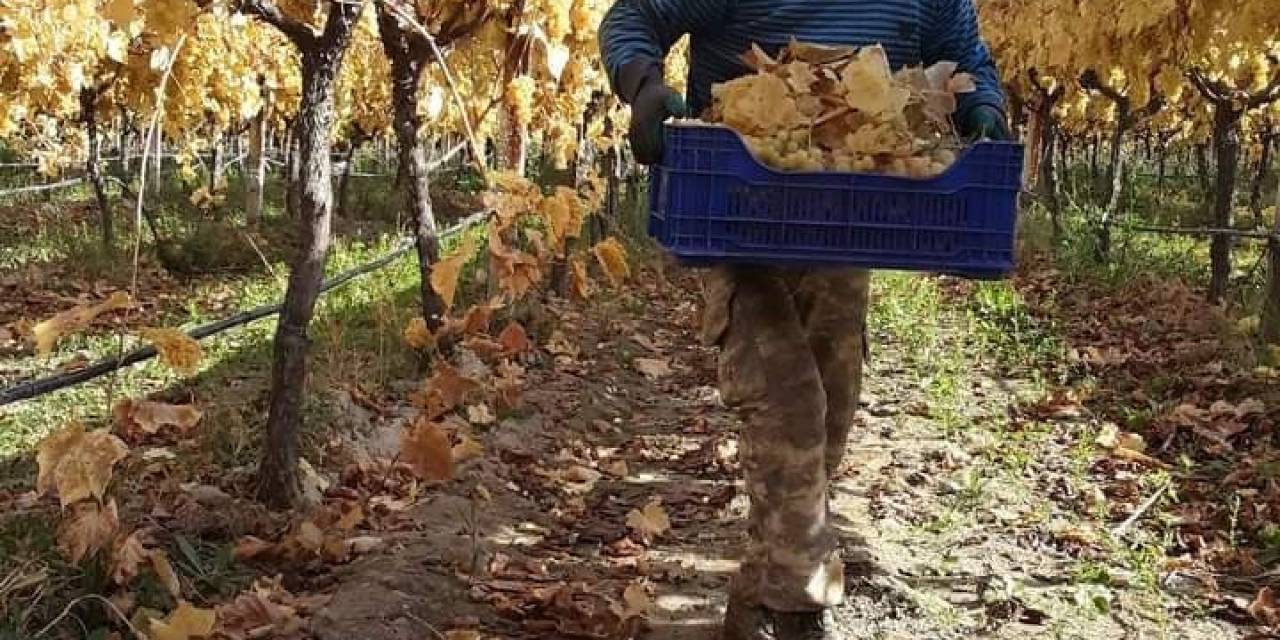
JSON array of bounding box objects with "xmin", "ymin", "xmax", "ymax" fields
[
  {"xmin": 958, "ymin": 105, "xmax": 1013, "ymax": 141},
  {"xmin": 617, "ymin": 60, "xmax": 688, "ymax": 165}
]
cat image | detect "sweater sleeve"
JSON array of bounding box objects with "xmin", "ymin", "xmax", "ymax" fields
[
  {"xmin": 598, "ymin": 0, "xmax": 735, "ymax": 96},
  {"xmin": 923, "ymin": 0, "xmax": 1006, "ymax": 118}
]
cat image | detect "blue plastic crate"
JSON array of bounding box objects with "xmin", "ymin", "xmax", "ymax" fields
[{"xmin": 648, "ymin": 123, "xmax": 1024, "ymax": 279}]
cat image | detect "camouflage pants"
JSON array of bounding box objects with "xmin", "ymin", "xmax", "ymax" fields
[{"xmin": 702, "ymin": 265, "xmax": 870, "ymax": 612}]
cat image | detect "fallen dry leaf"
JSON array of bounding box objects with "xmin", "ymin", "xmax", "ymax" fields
[
  {"xmin": 59, "ymin": 499, "xmax": 120, "ymax": 563},
  {"xmin": 498, "ymin": 321, "xmax": 532, "ymax": 355},
  {"xmin": 111, "ymin": 531, "xmax": 149, "ymax": 585},
  {"xmin": 633, "ymin": 358, "xmax": 673, "ymax": 378},
  {"xmin": 611, "ymin": 581, "xmax": 651, "ymax": 620},
  {"xmin": 151, "ymin": 550, "xmax": 182, "ymax": 599},
  {"xmin": 115, "ymin": 400, "xmax": 204, "ymax": 436},
  {"xmin": 216, "ymin": 590, "xmax": 302, "ymax": 640},
  {"xmin": 233, "ymin": 536, "xmax": 276, "ymax": 561},
  {"xmin": 1249, "ymin": 586, "xmax": 1280, "ymax": 626},
  {"xmin": 37, "ymin": 423, "xmax": 129, "ymax": 507},
  {"xmin": 626, "ymin": 499, "xmax": 672, "ymax": 541},
  {"xmin": 181, "ymin": 483, "xmax": 231, "ymax": 506},
  {"xmin": 336, "ymin": 504, "xmax": 365, "ymax": 531},
  {"xmin": 402, "ymin": 419, "xmax": 455, "ymax": 482},
  {"xmin": 149, "ymin": 601, "xmax": 216, "ymax": 640},
  {"xmin": 467, "ymin": 403, "xmax": 496, "ymax": 425},
  {"xmin": 32, "ymin": 291, "xmax": 131, "ymax": 355},
  {"xmin": 415, "ymin": 363, "xmax": 482, "ymax": 420},
  {"xmin": 294, "ymin": 521, "xmax": 325, "ymax": 553},
  {"xmin": 345, "ymin": 536, "xmax": 384, "ymax": 555},
  {"xmin": 453, "ymin": 433, "xmax": 485, "ymax": 463}
]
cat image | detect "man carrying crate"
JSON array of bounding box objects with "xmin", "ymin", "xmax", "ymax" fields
[{"xmin": 599, "ymin": 1, "xmax": 1010, "ymax": 638}]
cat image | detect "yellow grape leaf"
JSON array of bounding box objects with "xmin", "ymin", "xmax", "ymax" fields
[
  {"xmin": 431, "ymin": 236, "xmax": 479, "ymax": 310},
  {"xmin": 402, "ymin": 418, "xmax": 454, "ymax": 482},
  {"xmin": 404, "ymin": 317, "xmax": 436, "ymax": 350},
  {"xmin": 151, "ymin": 550, "xmax": 182, "ymax": 599},
  {"xmin": 104, "ymin": 0, "xmax": 136, "ymax": 26},
  {"xmin": 37, "ymin": 424, "xmax": 129, "ymax": 507},
  {"xmin": 714, "ymin": 72, "xmax": 799, "ymax": 136},
  {"xmin": 115, "ymin": 399, "xmax": 204, "ymax": 435},
  {"xmin": 592, "ymin": 238, "xmax": 631, "ymax": 288},
  {"xmin": 142, "ymin": 328, "xmax": 203, "ymax": 374},
  {"xmin": 841, "ymin": 45, "xmax": 909, "ymax": 118},
  {"xmin": 569, "ymin": 256, "xmax": 591, "ymax": 300},
  {"xmin": 489, "ymin": 229, "xmax": 542, "ymax": 300},
  {"xmin": 111, "ymin": 531, "xmax": 149, "ymax": 585},
  {"xmin": 445, "ymin": 630, "xmax": 483, "ymax": 640},
  {"xmin": 538, "ymin": 187, "xmax": 586, "ymax": 252},
  {"xmin": 58, "ymin": 499, "xmax": 120, "ymax": 563},
  {"xmin": 149, "ymin": 601, "xmax": 216, "ymax": 640},
  {"xmin": 452, "ymin": 433, "xmax": 484, "ymax": 463},
  {"xmin": 189, "ymin": 186, "xmax": 222, "ymax": 210},
  {"xmin": 32, "ymin": 291, "xmax": 131, "ymax": 355},
  {"xmin": 497, "ymin": 321, "xmax": 531, "ymax": 355},
  {"xmin": 626, "ymin": 498, "xmax": 671, "ymax": 541}
]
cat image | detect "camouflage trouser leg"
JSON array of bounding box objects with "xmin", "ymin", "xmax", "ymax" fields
[{"xmin": 702, "ymin": 265, "xmax": 870, "ymax": 612}]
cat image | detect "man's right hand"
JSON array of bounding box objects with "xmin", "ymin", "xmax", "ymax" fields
[
  {"xmin": 618, "ymin": 60, "xmax": 687, "ymax": 165},
  {"xmin": 630, "ymin": 83, "xmax": 687, "ymax": 165}
]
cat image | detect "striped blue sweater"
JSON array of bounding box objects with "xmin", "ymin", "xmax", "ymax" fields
[{"xmin": 599, "ymin": 0, "xmax": 1005, "ymax": 119}]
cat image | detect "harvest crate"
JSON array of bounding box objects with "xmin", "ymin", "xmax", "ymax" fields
[{"xmin": 648, "ymin": 123, "xmax": 1024, "ymax": 279}]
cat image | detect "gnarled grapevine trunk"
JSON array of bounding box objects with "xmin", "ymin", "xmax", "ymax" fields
[
  {"xmin": 1262, "ymin": 174, "xmax": 1280, "ymax": 343},
  {"xmin": 376, "ymin": 4, "xmax": 447, "ymax": 331},
  {"xmin": 246, "ymin": 110, "xmax": 267, "ymax": 226},
  {"xmin": 210, "ymin": 132, "xmax": 226, "ymax": 192},
  {"xmin": 336, "ymin": 134, "xmax": 363, "ymax": 220},
  {"xmin": 80, "ymin": 87, "xmax": 113, "ymax": 252},
  {"xmin": 1206, "ymin": 106, "xmax": 1242, "ymax": 303},
  {"xmin": 1249, "ymin": 129, "xmax": 1275, "ymax": 219},
  {"xmin": 250, "ymin": 0, "xmax": 367, "ymax": 509},
  {"xmin": 285, "ymin": 127, "xmax": 302, "ymax": 219}
]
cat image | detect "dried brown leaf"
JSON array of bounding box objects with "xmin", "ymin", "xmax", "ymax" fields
[{"xmin": 402, "ymin": 419, "xmax": 454, "ymax": 482}]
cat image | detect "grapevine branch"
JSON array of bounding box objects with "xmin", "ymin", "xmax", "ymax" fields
[
  {"xmin": 377, "ymin": 0, "xmax": 489, "ymax": 180},
  {"xmin": 238, "ymin": 0, "xmax": 318, "ymax": 49}
]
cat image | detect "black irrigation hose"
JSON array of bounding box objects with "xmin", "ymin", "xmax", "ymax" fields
[{"xmin": 0, "ymin": 211, "xmax": 489, "ymax": 407}]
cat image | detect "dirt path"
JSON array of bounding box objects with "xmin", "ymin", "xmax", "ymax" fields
[{"xmin": 311, "ymin": 268, "xmax": 1253, "ymax": 640}]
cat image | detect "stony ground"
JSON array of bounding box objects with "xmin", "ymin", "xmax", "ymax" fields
[{"xmin": 310, "ymin": 267, "xmax": 1256, "ymax": 640}]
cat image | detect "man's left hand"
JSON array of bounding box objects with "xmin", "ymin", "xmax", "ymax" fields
[{"xmin": 958, "ymin": 105, "xmax": 1012, "ymax": 141}]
